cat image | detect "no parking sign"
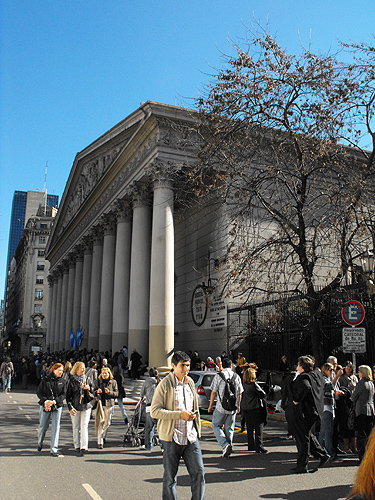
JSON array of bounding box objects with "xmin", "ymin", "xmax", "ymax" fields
[{"xmin": 341, "ymin": 300, "xmax": 365, "ymax": 326}]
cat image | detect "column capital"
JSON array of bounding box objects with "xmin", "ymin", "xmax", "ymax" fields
[
  {"xmin": 148, "ymin": 160, "xmax": 177, "ymax": 189},
  {"xmin": 114, "ymin": 198, "xmax": 132, "ymax": 223},
  {"xmin": 100, "ymin": 213, "xmax": 116, "ymax": 236},
  {"xmin": 90, "ymin": 226, "xmax": 103, "ymax": 246},
  {"xmin": 47, "ymin": 274, "xmax": 56, "ymax": 286},
  {"xmin": 129, "ymin": 182, "xmax": 151, "ymax": 208},
  {"xmin": 80, "ymin": 235, "xmax": 93, "ymax": 254}
]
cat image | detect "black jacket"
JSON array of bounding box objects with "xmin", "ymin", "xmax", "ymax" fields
[
  {"xmin": 241, "ymin": 381, "xmax": 266, "ymax": 410},
  {"xmin": 292, "ymin": 371, "xmax": 322, "ymax": 422},
  {"xmin": 37, "ymin": 373, "xmax": 66, "ymax": 408},
  {"xmin": 95, "ymin": 378, "xmax": 118, "ymax": 407},
  {"xmin": 66, "ymin": 375, "xmax": 94, "ymax": 411}
]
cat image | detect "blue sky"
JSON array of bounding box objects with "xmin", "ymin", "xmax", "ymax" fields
[{"xmin": 1, "ymin": 0, "xmax": 374, "ymax": 298}]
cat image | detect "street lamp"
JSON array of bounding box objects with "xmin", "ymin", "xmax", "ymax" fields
[{"xmin": 360, "ymin": 249, "xmax": 375, "ymax": 275}]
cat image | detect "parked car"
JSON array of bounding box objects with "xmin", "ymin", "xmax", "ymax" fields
[{"xmin": 188, "ymin": 371, "xmax": 217, "ymax": 410}]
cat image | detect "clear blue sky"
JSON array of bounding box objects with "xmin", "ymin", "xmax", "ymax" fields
[{"xmin": 1, "ymin": 0, "xmax": 374, "ymax": 298}]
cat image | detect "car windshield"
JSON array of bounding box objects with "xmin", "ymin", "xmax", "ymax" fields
[{"xmin": 202, "ymin": 374, "xmax": 216, "ymax": 386}]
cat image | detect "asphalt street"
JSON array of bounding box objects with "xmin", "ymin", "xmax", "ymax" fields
[{"xmin": 0, "ymin": 380, "xmax": 358, "ymax": 500}]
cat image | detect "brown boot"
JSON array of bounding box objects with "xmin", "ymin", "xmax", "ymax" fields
[
  {"xmin": 351, "ymin": 438, "xmax": 358, "ymax": 454},
  {"xmin": 343, "ymin": 438, "xmax": 352, "ymax": 453}
]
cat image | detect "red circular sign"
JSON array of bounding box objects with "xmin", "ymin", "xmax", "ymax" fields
[{"xmin": 342, "ymin": 300, "xmax": 365, "ymax": 326}]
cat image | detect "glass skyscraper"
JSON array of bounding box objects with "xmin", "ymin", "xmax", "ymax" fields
[{"xmin": 6, "ymin": 190, "xmax": 59, "ymax": 269}]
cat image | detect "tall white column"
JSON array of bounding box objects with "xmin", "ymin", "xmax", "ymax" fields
[
  {"xmin": 89, "ymin": 227, "xmax": 103, "ymax": 351},
  {"xmin": 53, "ymin": 269, "xmax": 63, "ymax": 352},
  {"xmin": 99, "ymin": 215, "xmax": 116, "ymax": 353},
  {"xmin": 46, "ymin": 275, "xmax": 55, "ymax": 350},
  {"xmin": 112, "ymin": 200, "xmax": 132, "ymax": 353},
  {"xmin": 59, "ymin": 265, "xmax": 69, "ymax": 351},
  {"xmin": 72, "ymin": 250, "xmax": 83, "ymax": 335},
  {"xmin": 80, "ymin": 237, "xmax": 92, "ymax": 350},
  {"xmin": 128, "ymin": 185, "xmax": 152, "ymax": 361},
  {"xmin": 149, "ymin": 177, "xmax": 175, "ymax": 371},
  {"xmin": 65, "ymin": 258, "xmax": 76, "ymax": 350}
]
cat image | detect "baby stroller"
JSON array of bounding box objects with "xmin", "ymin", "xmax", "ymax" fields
[
  {"xmin": 123, "ymin": 396, "xmax": 159, "ymax": 448},
  {"xmin": 123, "ymin": 396, "xmax": 146, "ymax": 447}
]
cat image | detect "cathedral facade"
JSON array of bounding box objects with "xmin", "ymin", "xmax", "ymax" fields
[{"xmin": 46, "ymin": 102, "xmax": 228, "ymax": 370}]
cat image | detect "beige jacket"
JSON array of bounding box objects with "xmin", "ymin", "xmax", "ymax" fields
[{"xmin": 150, "ymin": 371, "xmax": 201, "ymax": 441}]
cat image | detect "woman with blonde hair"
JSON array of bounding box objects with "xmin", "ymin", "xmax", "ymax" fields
[
  {"xmin": 347, "ymin": 426, "xmax": 375, "ymax": 499},
  {"xmin": 95, "ymin": 366, "xmax": 118, "ymax": 449},
  {"xmin": 62, "ymin": 361, "xmax": 72, "ymax": 383},
  {"xmin": 66, "ymin": 361, "xmax": 95, "ymax": 455},
  {"xmin": 318, "ymin": 363, "xmax": 344, "ymax": 463},
  {"xmin": 240, "ymin": 367, "xmax": 268, "ymax": 454},
  {"xmin": 351, "ymin": 365, "xmax": 375, "ymax": 463}
]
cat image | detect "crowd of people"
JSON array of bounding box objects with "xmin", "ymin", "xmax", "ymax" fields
[{"xmin": 2, "ymin": 348, "xmax": 375, "ymax": 499}]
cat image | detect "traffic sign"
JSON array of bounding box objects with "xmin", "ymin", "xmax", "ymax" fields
[
  {"xmin": 342, "ymin": 300, "xmax": 365, "ymax": 326},
  {"xmin": 343, "ymin": 327, "xmax": 366, "ymax": 353}
]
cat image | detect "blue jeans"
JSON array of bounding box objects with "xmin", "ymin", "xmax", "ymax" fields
[
  {"xmin": 318, "ymin": 411, "xmax": 336, "ymax": 458},
  {"xmin": 38, "ymin": 406, "xmax": 63, "ymax": 453},
  {"xmin": 211, "ymin": 409, "xmax": 236, "ymax": 450},
  {"xmin": 117, "ymin": 398, "xmax": 128, "ymax": 420},
  {"xmin": 160, "ymin": 439, "xmax": 205, "ymax": 500},
  {"xmin": 144, "ymin": 413, "xmax": 157, "ymax": 450},
  {"xmin": 2, "ymin": 375, "xmax": 11, "ymax": 392}
]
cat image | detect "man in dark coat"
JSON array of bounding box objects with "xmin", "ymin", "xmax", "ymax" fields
[
  {"xmin": 130, "ymin": 349, "xmax": 142, "ymax": 380},
  {"xmin": 289, "ymin": 355, "xmax": 329, "ymax": 473}
]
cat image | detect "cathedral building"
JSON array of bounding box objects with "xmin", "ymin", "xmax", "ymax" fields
[{"xmin": 46, "ymin": 102, "xmax": 227, "ymax": 370}]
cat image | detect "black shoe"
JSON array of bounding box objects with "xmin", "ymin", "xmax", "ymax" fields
[
  {"xmin": 97, "ymin": 444, "xmax": 103, "ymax": 449},
  {"xmin": 256, "ymin": 448, "xmax": 268, "ymax": 454},
  {"xmin": 37, "ymin": 444, "xmax": 42, "ymax": 452},
  {"xmin": 124, "ymin": 417, "xmax": 129, "ymax": 425},
  {"xmin": 223, "ymin": 444, "xmax": 232, "ymax": 458},
  {"xmin": 336, "ymin": 447, "xmax": 346, "ymax": 455},
  {"xmin": 50, "ymin": 451, "xmax": 60, "ymax": 457},
  {"xmin": 76, "ymin": 448, "xmax": 83, "ymax": 456},
  {"xmin": 80, "ymin": 449, "xmax": 88, "ymax": 455},
  {"xmin": 290, "ymin": 467, "xmax": 317, "ymax": 474},
  {"xmin": 319, "ymin": 455, "xmax": 329, "ymax": 468}
]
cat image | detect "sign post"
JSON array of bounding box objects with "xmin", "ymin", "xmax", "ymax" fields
[{"xmin": 341, "ymin": 300, "xmax": 366, "ymax": 374}]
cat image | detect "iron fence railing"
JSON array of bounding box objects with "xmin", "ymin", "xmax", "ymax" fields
[{"xmin": 227, "ymin": 284, "xmax": 375, "ymax": 369}]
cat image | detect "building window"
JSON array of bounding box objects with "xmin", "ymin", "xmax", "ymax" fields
[
  {"xmin": 39, "ymin": 236, "xmax": 46, "ymax": 243},
  {"xmin": 35, "ymin": 289, "xmax": 43, "ymax": 300},
  {"xmin": 36, "ymin": 277, "xmax": 44, "ymax": 284},
  {"xmin": 37, "ymin": 263, "xmax": 45, "ymax": 271},
  {"xmin": 38, "ymin": 250, "xmax": 45, "ymax": 257},
  {"xmin": 40, "ymin": 223, "xmax": 47, "ymax": 229},
  {"xmin": 34, "ymin": 304, "xmax": 42, "ymax": 313}
]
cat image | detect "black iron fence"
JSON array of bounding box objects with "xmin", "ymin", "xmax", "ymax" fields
[{"xmin": 227, "ymin": 283, "xmax": 375, "ymax": 369}]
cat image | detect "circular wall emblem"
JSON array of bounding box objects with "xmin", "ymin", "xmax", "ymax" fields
[
  {"xmin": 191, "ymin": 285, "xmax": 208, "ymax": 327},
  {"xmin": 342, "ymin": 300, "xmax": 365, "ymax": 326}
]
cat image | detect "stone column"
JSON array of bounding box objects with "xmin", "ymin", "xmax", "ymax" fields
[
  {"xmin": 128, "ymin": 184, "xmax": 152, "ymax": 361},
  {"xmin": 149, "ymin": 175, "xmax": 175, "ymax": 371},
  {"xmin": 99, "ymin": 215, "xmax": 116, "ymax": 353},
  {"xmin": 88, "ymin": 227, "xmax": 103, "ymax": 351},
  {"xmin": 72, "ymin": 249, "xmax": 83, "ymax": 336},
  {"xmin": 46, "ymin": 274, "xmax": 55, "ymax": 350},
  {"xmin": 53, "ymin": 268, "xmax": 63, "ymax": 352},
  {"xmin": 59, "ymin": 264, "xmax": 69, "ymax": 351},
  {"xmin": 65, "ymin": 257, "xmax": 76, "ymax": 350},
  {"xmin": 80, "ymin": 237, "xmax": 92, "ymax": 350},
  {"xmin": 112, "ymin": 200, "xmax": 132, "ymax": 353}
]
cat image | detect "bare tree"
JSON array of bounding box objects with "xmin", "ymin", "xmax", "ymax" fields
[{"xmin": 191, "ymin": 28, "xmax": 375, "ymax": 364}]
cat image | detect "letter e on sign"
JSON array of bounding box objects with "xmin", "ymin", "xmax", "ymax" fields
[{"xmin": 342, "ymin": 300, "xmax": 365, "ymax": 326}]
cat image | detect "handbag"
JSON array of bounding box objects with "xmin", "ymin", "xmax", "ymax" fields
[{"xmin": 348, "ymin": 407, "xmax": 356, "ymax": 431}]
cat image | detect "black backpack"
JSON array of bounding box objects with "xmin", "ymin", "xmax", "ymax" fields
[{"xmin": 218, "ymin": 372, "xmax": 238, "ymax": 411}]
